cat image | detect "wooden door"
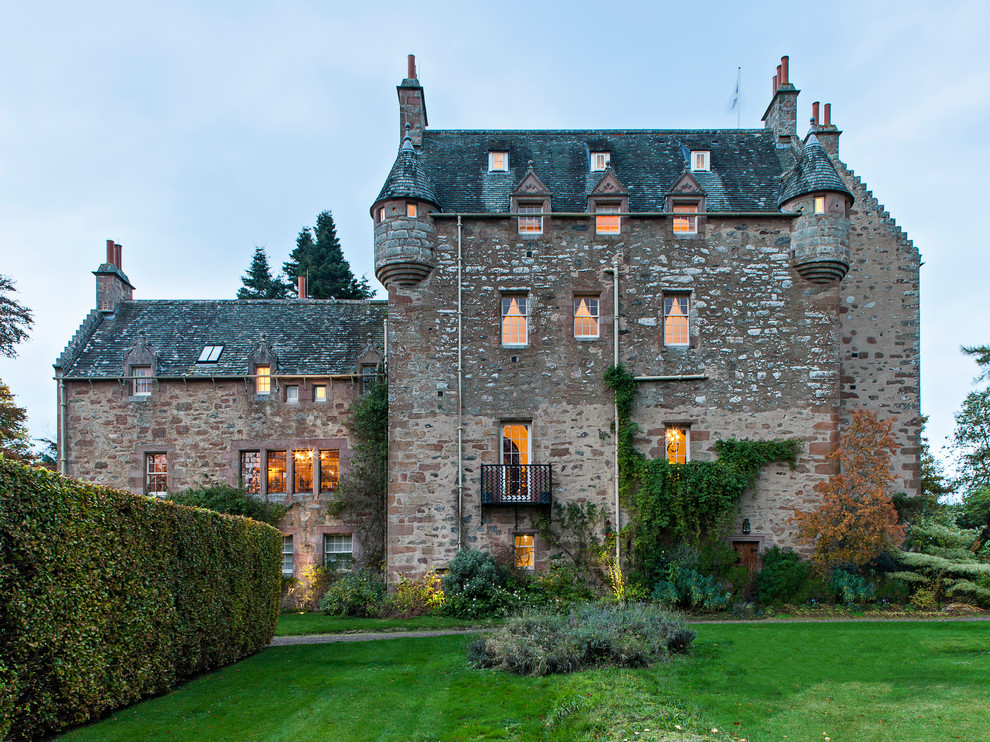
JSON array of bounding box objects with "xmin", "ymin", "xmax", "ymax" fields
[{"xmin": 733, "ymin": 540, "xmax": 760, "ymax": 575}]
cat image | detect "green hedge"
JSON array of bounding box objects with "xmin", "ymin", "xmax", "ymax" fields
[{"xmin": 0, "ymin": 458, "xmax": 282, "ymax": 740}]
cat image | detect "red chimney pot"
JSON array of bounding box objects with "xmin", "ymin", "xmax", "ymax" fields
[
  {"xmin": 407, "ymin": 54, "xmax": 416, "ymax": 80},
  {"xmin": 781, "ymin": 55, "xmax": 789, "ymax": 84},
  {"xmin": 114, "ymin": 243, "xmax": 122, "ymax": 271},
  {"xmin": 812, "ymin": 101, "xmax": 820, "ymax": 125},
  {"xmin": 297, "ymin": 276, "xmax": 306, "ymax": 300},
  {"xmin": 106, "ymin": 239, "xmax": 115, "ymax": 266},
  {"xmin": 824, "ymin": 103, "xmax": 832, "ymax": 126}
]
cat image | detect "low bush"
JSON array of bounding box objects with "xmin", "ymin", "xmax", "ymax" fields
[
  {"xmin": 441, "ymin": 549, "xmax": 520, "ymax": 618},
  {"xmin": 385, "ymin": 570, "xmax": 445, "ymax": 617},
  {"xmin": 169, "ymin": 483, "xmax": 287, "ymax": 526},
  {"xmin": 756, "ymin": 546, "xmax": 812, "ymax": 605},
  {"xmin": 320, "ymin": 569, "xmax": 386, "ymax": 617},
  {"xmin": 831, "ymin": 569, "xmax": 876, "ymax": 605},
  {"xmin": 0, "ymin": 459, "xmax": 281, "ymax": 740},
  {"xmin": 651, "ymin": 566, "xmax": 731, "ymax": 612},
  {"xmin": 468, "ymin": 603, "xmax": 694, "ymax": 676}
]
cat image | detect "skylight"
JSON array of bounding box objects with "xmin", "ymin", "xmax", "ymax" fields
[{"xmin": 197, "ymin": 345, "xmax": 224, "ymax": 363}]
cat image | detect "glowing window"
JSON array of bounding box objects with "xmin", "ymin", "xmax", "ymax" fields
[
  {"xmin": 501, "ymin": 296, "xmax": 528, "ymax": 346},
  {"xmin": 378, "ymin": 207, "xmax": 386, "ymax": 222},
  {"xmin": 240, "ymin": 451, "xmax": 261, "ymax": 494},
  {"xmin": 256, "ymin": 365, "xmax": 271, "ymax": 395},
  {"xmin": 145, "ymin": 453, "xmax": 167, "ymax": 496},
  {"xmin": 814, "ymin": 196, "xmax": 825, "ymax": 214},
  {"xmin": 515, "ymin": 534, "xmax": 535, "ymax": 570},
  {"xmin": 406, "ymin": 203, "xmax": 417, "ymax": 217},
  {"xmin": 591, "ymin": 152, "xmax": 611, "ymax": 171},
  {"xmin": 691, "ymin": 151, "xmax": 710, "ymax": 171},
  {"xmin": 320, "ymin": 450, "xmax": 340, "ymax": 492},
  {"xmin": 324, "ymin": 533, "xmax": 353, "ymax": 569},
  {"xmin": 501, "ymin": 423, "xmax": 530, "ymax": 502},
  {"xmin": 293, "ymin": 449, "xmax": 313, "ymax": 493},
  {"xmin": 314, "ymin": 384, "xmax": 327, "ymax": 402},
  {"xmin": 517, "ymin": 205, "xmax": 543, "ymax": 234},
  {"xmin": 574, "ymin": 297, "xmax": 599, "ymax": 339},
  {"xmin": 267, "ymin": 450, "xmax": 286, "ymax": 494},
  {"xmin": 672, "ymin": 204, "xmax": 698, "ymax": 234},
  {"xmin": 596, "ymin": 204, "xmax": 620, "ymax": 234},
  {"xmin": 282, "ymin": 535, "xmax": 294, "ymax": 576},
  {"xmin": 665, "ymin": 426, "xmax": 690, "ymax": 464},
  {"xmin": 489, "ymin": 151, "xmax": 508, "ymax": 171},
  {"xmin": 132, "ymin": 366, "xmax": 152, "ymax": 396},
  {"xmin": 664, "ymin": 296, "xmax": 689, "ymax": 346}
]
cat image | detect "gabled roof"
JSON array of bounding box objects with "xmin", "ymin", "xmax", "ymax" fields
[
  {"xmin": 778, "ymin": 135, "xmax": 853, "ymax": 206},
  {"xmin": 60, "ymin": 299, "xmax": 387, "ymax": 378},
  {"xmin": 413, "ymin": 129, "xmax": 792, "ymax": 213},
  {"xmin": 372, "ymin": 136, "xmax": 440, "ymax": 210}
]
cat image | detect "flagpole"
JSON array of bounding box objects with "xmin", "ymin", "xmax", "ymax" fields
[{"xmin": 737, "ymin": 67, "xmax": 741, "ymax": 129}]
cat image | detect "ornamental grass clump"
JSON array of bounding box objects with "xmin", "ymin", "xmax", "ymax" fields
[{"xmin": 468, "ymin": 603, "xmax": 694, "ymax": 676}]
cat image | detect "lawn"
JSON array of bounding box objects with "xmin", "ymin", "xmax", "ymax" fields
[
  {"xmin": 274, "ymin": 611, "xmax": 499, "ymax": 636},
  {"xmin": 61, "ymin": 621, "xmax": 990, "ymax": 741}
]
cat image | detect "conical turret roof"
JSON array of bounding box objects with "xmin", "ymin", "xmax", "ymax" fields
[
  {"xmin": 372, "ymin": 133, "xmax": 440, "ymax": 212},
  {"xmin": 778, "ymin": 135, "xmax": 852, "ymax": 207}
]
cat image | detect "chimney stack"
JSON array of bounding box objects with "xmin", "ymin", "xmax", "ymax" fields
[
  {"xmin": 762, "ymin": 55, "xmax": 800, "ymax": 146},
  {"xmin": 297, "ymin": 276, "xmax": 306, "ymax": 300},
  {"xmin": 397, "ymin": 53, "xmax": 428, "ymax": 148},
  {"xmin": 811, "ymin": 101, "xmax": 842, "ymax": 159},
  {"xmin": 94, "ymin": 238, "xmax": 134, "ymax": 313}
]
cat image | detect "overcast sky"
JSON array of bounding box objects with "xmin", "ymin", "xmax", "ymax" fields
[{"xmin": 1, "ymin": 0, "xmax": 987, "ymax": 472}]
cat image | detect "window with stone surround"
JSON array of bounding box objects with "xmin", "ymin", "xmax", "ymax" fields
[
  {"xmin": 255, "ymin": 365, "xmax": 271, "ymax": 395},
  {"xmin": 314, "ymin": 384, "xmax": 327, "ymax": 402},
  {"xmin": 324, "ymin": 533, "xmax": 353, "ymax": 569},
  {"xmin": 132, "ymin": 366, "xmax": 152, "ymax": 396},
  {"xmin": 517, "ymin": 204, "xmax": 543, "ymax": 234},
  {"xmin": 240, "ymin": 451, "xmax": 261, "ymax": 494},
  {"xmin": 360, "ymin": 364, "xmax": 378, "ymax": 395},
  {"xmin": 145, "ymin": 453, "xmax": 168, "ymax": 496},
  {"xmin": 293, "ymin": 449, "xmax": 314, "ymax": 493},
  {"xmin": 489, "ymin": 151, "xmax": 508, "ymax": 171},
  {"xmin": 672, "ymin": 203, "xmax": 699, "ymax": 234},
  {"xmin": 814, "ymin": 196, "xmax": 825, "ymax": 214},
  {"xmin": 286, "ymin": 385, "xmax": 299, "ymax": 404},
  {"xmin": 320, "ymin": 450, "xmax": 340, "ymax": 492},
  {"xmin": 595, "ymin": 204, "xmax": 620, "ymax": 235},
  {"xmin": 664, "ymin": 295, "xmax": 690, "ymax": 346},
  {"xmin": 267, "ymin": 450, "xmax": 287, "ymax": 494},
  {"xmin": 501, "ymin": 295, "xmax": 528, "ymax": 347},
  {"xmin": 665, "ymin": 425, "xmax": 690, "ymax": 464},
  {"xmin": 573, "ymin": 296, "xmax": 599, "ymax": 339},
  {"xmin": 406, "ymin": 202, "xmax": 417, "ymax": 217},
  {"xmin": 515, "ymin": 534, "xmax": 535, "ymax": 570},
  {"xmin": 282, "ymin": 535, "xmax": 294, "ymax": 576}
]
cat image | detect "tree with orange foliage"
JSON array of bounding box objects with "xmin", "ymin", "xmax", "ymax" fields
[{"xmin": 794, "ymin": 408, "xmax": 905, "ymax": 572}]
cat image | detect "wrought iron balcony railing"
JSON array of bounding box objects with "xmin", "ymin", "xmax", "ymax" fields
[{"xmin": 480, "ymin": 464, "xmax": 553, "ymax": 505}]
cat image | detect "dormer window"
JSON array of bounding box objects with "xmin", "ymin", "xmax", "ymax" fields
[
  {"xmin": 691, "ymin": 151, "xmax": 710, "ymax": 171},
  {"xmin": 517, "ymin": 204, "xmax": 543, "ymax": 234},
  {"xmin": 489, "ymin": 151, "xmax": 509, "ymax": 172},
  {"xmin": 591, "ymin": 152, "xmax": 611, "ymax": 171},
  {"xmin": 595, "ymin": 204, "xmax": 620, "ymax": 235},
  {"xmin": 197, "ymin": 345, "xmax": 224, "ymax": 363},
  {"xmin": 672, "ymin": 203, "xmax": 699, "ymax": 234},
  {"xmin": 132, "ymin": 366, "xmax": 152, "ymax": 396},
  {"xmin": 406, "ymin": 203, "xmax": 417, "ymax": 217},
  {"xmin": 256, "ymin": 365, "xmax": 271, "ymax": 395}
]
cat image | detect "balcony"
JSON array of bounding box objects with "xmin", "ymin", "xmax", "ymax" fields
[{"xmin": 480, "ymin": 464, "xmax": 553, "ymax": 506}]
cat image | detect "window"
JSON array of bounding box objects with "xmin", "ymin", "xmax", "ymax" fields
[
  {"xmin": 406, "ymin": 202, "xmax": 417, "ymax": 217},
  {"xmin": 691, "ymin": 151, "xmax": 710, "ymax": 171},
  {"xmin": 282, "ymin": 535, "xmax": 294, "ymax": 577},
  {"xmin": 664, "ymin": 295, "xmax": 690, "ymax": 346},
  {"xmin": 814, "ymin": 196, "xmax": 825, "ymax": 214},
  {"xmin": 489, "ymin": 151, "xmax": 508, "ymax": 171},
  {"xmin": 672, "ymin": 204, "xmax": 698, "ymax": 234},
  {"xmin": 293, "ymin": 449, "xmax": 313, "ymax": 494},
  {"xmin": 324, "ymin": 533, "xmax": 353, "ymax": 569},
  {"xmin": 240, "ymin": 451, "xmax": 261, "ymax": 494},
  {"xmin": 595, "ymin": 204, "xmax": 620, "ymax": 235},
  {"xmin": 517, "ymin": 204, "xmax": 543, "ymax": 234},
  {"xmin": 314, "ymin": 384, "xmax": 327, "ymax": 402},
  {"xmin": 501, "ymin": 296, "xmax": 528, "ymax": 346},
  {"xmin": 286, "ymin": 385, "xmax": 299, "ymax": 404},
  {"xmin": 320, "ymin": 450, "xmax": 340, "ymax": 492},
  {"xmin": 573, "ymin": 297, "xmax": 599, "ymax": 339},
  {"xmin": 256, "ymin": 365, "xmax": 271, "ymax": 395},
  {"xmin": 145, "ymin": 453, "xmax": 167, "ymax": 496},
  {"xmin": 591, "ymin": 152, "xmax": 611, "ymax": 171},
  {"xmin": 515, "ymin": 534, "xmax": 535, "ymax": 570},
  {"xmin": 501, "ymin": 423, "xmax": 530, "ymax": 501},
  {"xmin": 378, "ymin": 207, "xmax": 386, "ymax": 222},
  {"xmin": 132, "ymin": 366, "xmax": 152, "ymax": 396},
  {"xmin": 267, "ymin": 450, "xmax": 287, "ymax": 494},
  {"xmin": 360, "ymin": 364, "xmax": 378, "ymax": 395},
  {"xmin": 665, "ymin": 425, "xmax": 690, "ymax": 464},
  {"xmin": 197, "ymin": 345, "xmax": 223, "ymax": 363}
]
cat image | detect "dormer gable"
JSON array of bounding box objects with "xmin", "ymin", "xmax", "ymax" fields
[
  {"xmin": 248, "ymin": 336, "xmax": 279, "ymax": 373},
  {"xmin": 123, "ymin": 332, "xmax": 157, "ymax": 373},
  {"xmin": 511, "ymin": 165, "xmax": 551, "ymax": 197},
  {"xmin": 664, "ymin": 171, "xmax": 707, "ymax": 199},
  {"xmin": 589, "ymin": 167, "xmax": 628, "ymax": 197}
]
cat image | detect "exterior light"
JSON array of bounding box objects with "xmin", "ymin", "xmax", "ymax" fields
[{"xmin": 741, "ymin": 518, "xmax": 751, "ymax": 535}]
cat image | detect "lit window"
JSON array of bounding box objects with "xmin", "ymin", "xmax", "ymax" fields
[
  {"xmin": 286, "ymin": 385, "xmax": 299, "ymax": 404},
  {"xmin": 378, "ymin": 207, "xmax": 386, "ymax": 222},
  {"xmin": 240, "ymin": 451, "xmax": 261, "ymax": 494},
  {"xmin": 360, "ymin": 364, "xmax": 378, "ymax": 395},
  {"xmin": 691, "ymin": 151, "xmax": 710, "ymax": 171},
  {"xmin": 197, "ymin": 345, "xmax": 224, "ymax": 363},
  {"xmin": 256, "ymin": 365, "xmax": 271, "ymax": 395},
  {"xmin": 314, "ymin": 384, "xmax": 327, "ymax": 402},
  {"xmin": 814, "ymin": 196, "xmax": 825, "ymax": 214},
  {"xmin": 665, "ymin": 426, "xmax": 690, "ymax": 464},
  {"xmin": 664, "ymin": 295, "xmax": 690, "ymax": 346},
  {"xmin": 672, "ymin": 203, "xmax": 698, "ymax": 234},
  {"xmin": 282, "ymin": 535, "xmax": 294, "ymax": 577},
  {"xmin": 267, "ymin": 450, "xmax": 286, "ymax": 494},
  {"xmin": 145, "ymin": 453, "xmax": 167, "ymax": 496},
  {"xmin": 515, "ymin": 534, "xmax": 535, "ymax": 570},
  {"xmin": 132, "ymin": 366, "xmax": 152, "ymax": 396},
  {"xmin": 293, "ymin": 450, "xmax": 313, "ymax": 494},
  {"xmin": 320, "ymin": 450, "xmax": 340, "ymax": 492},
  {"xmin": 501, "ymin": 296, "xmax": 528, "ymax": 346},
  {"xmin": 501, "ymin": 423, "xmax": 530, "ymax": 502},
  {"xmin": 517, "ymin": 204, "xmax": 543, "ymax": 234},
  {"xmin": 324, "ymin": 533, "xmax": 353, "ymax": 569},
  {"xmin": 591, "ymin": 152, "xmax": 611, "ymax": 171},
  {"xmin": 489, "ymin": 151, "xmax": 508, "ymax": 171},
  {"xmin": 595, "ymin": 204, "xmax": 620, "ymax": 234},
  {"xmin": 574, "ymin": 297, "xmax": 599, "ymax": 339},
  {"xmin": 406, "ymin": 202, "xmax": 417, "ymax": 217}
]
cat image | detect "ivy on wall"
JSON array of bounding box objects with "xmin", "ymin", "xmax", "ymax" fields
[{"xmin": 604, "ymin": 364, "xmax": 801, "ymax": 578}]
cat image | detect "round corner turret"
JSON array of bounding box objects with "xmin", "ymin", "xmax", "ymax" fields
[
  {"xmin": 782, "ymin": 191, "xmax": 853, "ymax": 284},
  {"xmin": 372, "ymin": 198, "xmax": 438, "ymax": 288}
]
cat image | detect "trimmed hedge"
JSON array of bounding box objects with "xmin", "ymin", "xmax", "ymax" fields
[{"xmin": 0, "ymin": 458, "xmax": 282, "ymax": 740}]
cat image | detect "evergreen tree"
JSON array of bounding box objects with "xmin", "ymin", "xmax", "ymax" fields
[
  {"xmin": 0, "ymin": 378, "xmax": 33, "ymax": 462},
  {"xmin": 283, "ymin": 211, "xmax": 372, "ymax": 300},
  {"xmin": 237, "ymin": 246, "xmax": 290, "ymax": 299},
  {"xmin": 0, "ymin": 274, "xmax": 33, "ymax": 358},
  {"xmin": 954, "ymin": 344, "xmax": 990, "ymax": 496}
]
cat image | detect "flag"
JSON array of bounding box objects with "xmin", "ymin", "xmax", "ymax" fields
[{"xmin": 728, "ymin": 67, "xmax": 740, "ymax": 112}]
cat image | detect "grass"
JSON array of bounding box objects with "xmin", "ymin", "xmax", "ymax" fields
[
  {"xmin": 61, "ymin": 621, "xmax": 990, "ymax": 741},
  {"xmin": 274, "ymin": 612, "xmax": 500, "ymax": 636}
]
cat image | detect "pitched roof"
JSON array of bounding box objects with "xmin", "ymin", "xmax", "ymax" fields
[
  {"xmin": 412, "ymin": 129, "xmax": 793, "ymax": 213},
  {"xmin": 373, "ymin": 137, "xmax": 440, "ymax": 209},
  {"xmin": 60, "ymin": 299, "xmax": 387, "ymax": 378},
  {"xmin": 778, "ymin": 135, "xmax": 853, "ymax": 206}
]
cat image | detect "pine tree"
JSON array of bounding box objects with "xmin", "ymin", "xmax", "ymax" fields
[
  {"xmin": 237, "ymin": 247, "xmax": 290, "ymax": 299},
  {"xmin": 282, "ymin": 211, "xmax": 372, "ymax": 300},
  {"xmin": 954, "ymin": 344, "xmax": 990, "ymax": 495},
  {"xmin": 0, "ymin": 378, "xmax": 33, "ymax": 462}
]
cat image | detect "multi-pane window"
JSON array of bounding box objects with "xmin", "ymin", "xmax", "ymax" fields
[
  {"xmin": 293, "ymin": 450, "xmax": 313, "ymax": 493},
  {"xmin": 591, "ymin": 152, "xmax": 611, "ymax": 171},
  {"xmin": 286, "ymin": 385, "xmax": 299, "ymax": 404},
  {"xmin": 664, "ymin": 296, "xmax": 690, "ymax": 346},
  {"xmin": 361, "ymin": 364, "xmax": 378, "ymax": 395},
  {"xmin": 573, "ymin": 297, "xmax": 599, "ymax": 339},
  {"xmin": 517, "ymin": 205, "xmax": 543, "ymax": 234},
  {"xmin": 672, "ymin": 204, "xmax": 698, "ymax": 234},
  {"xmin": 665, "ymin": 426, "xmax": 690, "ymax": 464},
  {"xmin": 595, "ymin": 204, "xmax": 620, "ymax": 234},
  {"xmin": 320, "ymin": 450, "xmax": 340, "ymax": 492},
  {"xmin": 406, "ymin": 202, "xmax": 417, "ymax": 217},
  {"xmin": 256, "ymin": 365, "xmax": 271, "ymax": 395},
  {"xmin": 691, "ymin": 151, "xmax": 710, "ymax": 171},
  {"xmin": 314, "ymin": 384, "xmax": 327, "ymax": 402},
  {"xmin": 515, "ymin": 534, "xmax": 535, "ymax": 570},
  {"xmin": 501, "ymin": 296, "xmax": 528, "ymax": 346},
  {"xmin": 267, "ymin": 450, "xmax": 287, "ymax": 494},
  {"xmin": 145, "ymin": 453, "xmax": 167, "ymax": 496},
  {"xmin": 814, "ymin": 196, "xmax": 825, "ymax": 214},
  {"xmin": 502, "ymin": 423, "xmax": 530, "ymax": 502},
  {"xmin": 282, "ymin": 535, "xmax": 294, "ymax": 577},
  {"xmin": 324, "ymin": 533, "xmax": 353, "ymax": 569},
  {"xmin": 132, "ymin": 366, "xmax": 152, "ymax": 396},
  {"xmin": 489, "ymin": 151, "xmax": 508, "ymax": 171},
  {"xmin": 240, "ymin": 451, "xmax": 261, "ymax": 494}
]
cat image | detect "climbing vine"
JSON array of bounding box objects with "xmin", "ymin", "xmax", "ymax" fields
[{"xmin": 605, "ymin": 364, "xmax": 801, "ymax": 579}]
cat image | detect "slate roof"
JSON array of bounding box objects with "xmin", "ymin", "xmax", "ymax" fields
[
  {"xmin": 59, "ymin": 299, "xmax": 387, "ymax": 378},
  {"xmin": 778, "ymin": 135, "xmax": 853, "ymax": 206},
  {"xmin": 373, "ymin": 137, "xmax": 440, "ymax": 209},
  {"xmin": 412, "ymin": 129, "xmax": 795, "ymax": 213}
]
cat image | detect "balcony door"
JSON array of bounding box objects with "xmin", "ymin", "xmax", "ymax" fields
[{"xmin": 501, "ymin": 423, "xmax": 531, "ymax": 502}]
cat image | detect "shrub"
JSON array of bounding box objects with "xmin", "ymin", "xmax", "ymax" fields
[
  {"xmin": 830, "ymin": 569, "xmax": 876, "ymax": 606},
  {"xmin": 468, "ymin": 603, "xmax": 694, "ymax": 676},
  {"xmin": 169, "ymin": 483, "xmax": 287, "ymax": 526},
  {"xmin": 441, "ymin": 549, "xmax": 519, "ymax": 618},
  {"xmin": 385, "ymin": 571, "xmax": 445, "ymax": 617},
  {"xmin": 0, "ymin": 458, "xmax": 281, "ymax": 741},
  {"xmin": 651, "ymin": 566, "xmax": 731, "ymax": 612},
  {"xmin": 320, "ymin": 569, "xmax": 386, "ymax": 617},
  {"xmin": 756, "ymin": 547, "xmax": 812, "ymax": 605}
]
